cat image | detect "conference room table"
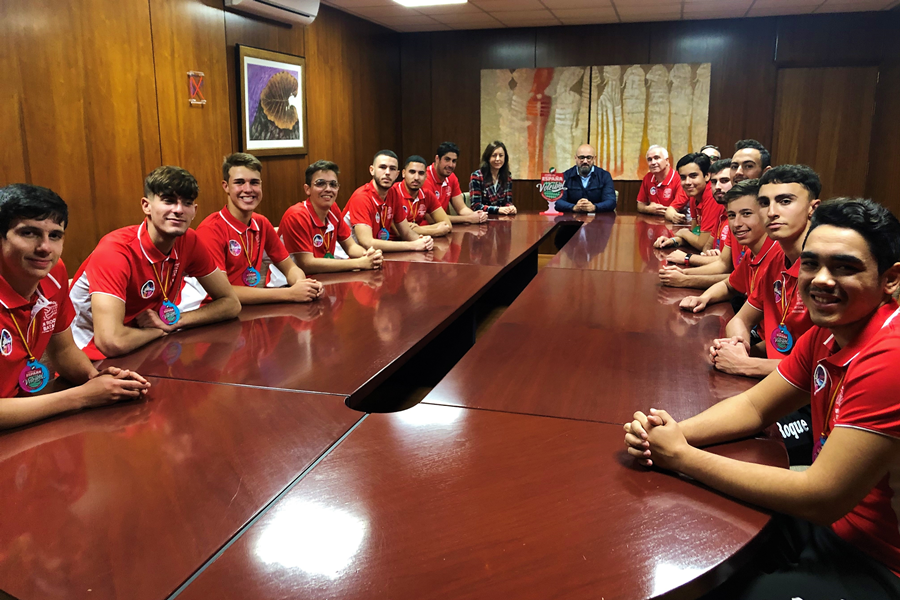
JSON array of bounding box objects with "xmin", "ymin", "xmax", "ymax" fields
[{"xmin": 0, "ymin": 210, "xmax": 787, "ymax": 600}]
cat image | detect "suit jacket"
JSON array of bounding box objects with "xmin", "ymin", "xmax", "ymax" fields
[{"xmin": 556, "ymin": 165, "xmax": 617, "ymax": 213}]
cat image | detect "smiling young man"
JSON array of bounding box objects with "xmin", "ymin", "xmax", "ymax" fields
[
  {"xmin": 679, "ymin": 179, "xmax": 780, "ymax": 313},
  {"xmin": 422, "ymin": 142, "xmax": 488, "ymax": 225},
  {"xmin": 636, "ymin": 145, "xmax": 689, "ymax": 217},
  {"xmin": 70, "ymin": 166, "xmax": 240, "ymax": 359},
  {"xmin": 342, "ymin": 150, "xmax": 435, "ymax": 253},
  {"xmin": 279, "ymin": 160, "xmax": 383, "ymax": 275},
  {"xmin": 181, "ymin": 153, "xmax": 322, "ymax": 310},
  {"xmin": 0, "ymin": 184, "xmax": 150, "ymax": 428},
  {"xmin": 659, "ymin": 153, "xmax": 722, "ymax": 252},
  {"xmin": 731, "ymin": 139, "xmax": 771, "ymax": 184},
  {"xmin": 625, "ymin": 199, "xmax": 900, "ymax": 600},
  {"xmin": 389, "ymin": 156, "xmax": 451, "ymax": 238}
]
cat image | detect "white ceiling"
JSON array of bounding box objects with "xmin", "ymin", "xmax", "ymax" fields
[{"xmin": 323, "ymin": 0, "xmax": 899, "ymax": 32}]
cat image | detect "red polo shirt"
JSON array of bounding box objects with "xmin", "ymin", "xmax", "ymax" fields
[
  {"xmin": 711, "ymin": 209, "xmax": 730, "ymax": 252},
  {"xmin": 389, "ymin": 180, "xmax": 439, "ymax": 228},
  {"xmin": 778, "ymin": 301, "xmax": 900, "ymax": 576},
  {"xmin": 636, "ymin": 169, "xmax": 687, "ymax": 208},
  {"xmin": 724, "ymin": 227, "xmax": 748, "ymax": 270},
  {"xmin": 0, "ymin": 260, "xmax": 74, "ymax": 397},
  {"xmin": 280, "ymin": 200, "xmax": 351, "ymax": 258},
  {"xmin": 342, "ymin": 181, "xmax": 404, "ymax": 238},
  {"xmin": 746, "ymin": 249, "xmax": 813, "ymax": 360},
  {"xmin": 69, "ymin": 220, "xmax": 218, "ymax": 359},
  {"xmin": 671, "ymin": 184, "xmax": 722, "ymax": 234},
  {"xmin": 728, "ymin": 236, "xmax": 780, "ymax": 297},
  {"xmin": 422, "ymin": 164, "xmax": 462, "ymax": 213},
  {"xmin": 196, "ymin": 207, "xmax": 288, "ymax": 288}
]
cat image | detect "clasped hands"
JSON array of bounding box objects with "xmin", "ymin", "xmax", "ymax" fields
[
  {"xmin": 623, "ymin": 408, "xmax": 690, "ymax": 471},
  {"xmin": 709, "ymin": 335, "xmax": 752, "ymax": 374}
]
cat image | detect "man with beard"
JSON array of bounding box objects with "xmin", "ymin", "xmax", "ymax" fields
[
  {"xmin": 636, "ymin": 145, "xmax": 689, "ymax": 218},
  {"xmin": 626, "ymin": 199, "xmax": 900, "ymax": 600},
  {"xmin": 389, "ymin": 156, "xmax": 451, "ymax": 238},
  {"xmin": 556, "ymin": 144, "xmax": 616, "ymax": 213},
  {"xmin": 342, "ymin": 150, "xmax": 434, "ymax": 253},
  {"xmin": 731, "ymin": 139, "xmax": 771, "ymax": 184},
  {"xmin": 422, "ymin": 142, "xmax": 488, "ymax": 225},
  {"xmin": 69, "ymin": 166, "xmax": 240, "ymax": 359}
]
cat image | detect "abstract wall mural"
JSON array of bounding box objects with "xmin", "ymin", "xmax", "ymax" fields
[{"xmin": 481, "ymin": 63, "xmax": 711, "ymax": 180}]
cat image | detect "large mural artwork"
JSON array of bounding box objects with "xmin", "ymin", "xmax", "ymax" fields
[{"xmin": 480, "ymin": 64, "xmax": 711, "ymax": 180}]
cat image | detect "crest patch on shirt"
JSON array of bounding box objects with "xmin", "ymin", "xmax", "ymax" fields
[
  {"xmin": 141, "ymin": 280, "xmax": 156, "ymax": 299},
  {"xmin": 229, "ymin": 239, "xmax": 242, "ymax": 256},
  {"xmin": 0, "ymin": 329, "xmax": 11, "ymax": 356},
  {"xmin": 773, "ymin": 279, "xmax": 783, "ymax": 304},
  {"xmin": 650, "ymin": 187, "xmax": 658, "ymax": 196},
  {"xmin": 814, "ymin": 363, "xmax": 828, "ymax": 393},
  {"xmin": 313, "ymin": 234, "xmax": 324, "ymax": 248},
  {"xmin": 663, "ymin": 188, "xmax": 672, "ymax": 199}
]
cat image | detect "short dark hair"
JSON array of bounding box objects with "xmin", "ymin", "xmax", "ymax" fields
[
  {"xmin": 144, "ymin": 166, "xmax": 199, "ymax": 200},
  {"xmin": 723, "ymin": 178, "xmax": 760, "ymax": 206},
  {"xmin": 305, "ymin": 160, "xmax": 340, "ymax": 186},
  {"xmin": 710, "ymin": 159, "xmax": 732, "ymax": 176},
  {"xmin": 436, "ymin": 142, "xmax": 460, "ymax": 160},
  {"xmin": 759, "ymin": 164, "xmax": 821, "ymax": 200},
  {"xmin": 734, "ymin": 139, "xmax": 771, "ymax": 169},
  {"xmin": 373, "ymin": 150, "xmax": 398, "ymax": 165},
  {"xmin": 404, "ymin": 155, "xmax": 427, "ymax": 169},
  {"xmin": 806, "ymin": 198, "xmax": 900, "ymax": 274},
  {"xmin": 0, "ymin": 184, "xmax": 69, "ymax": 238},
  {"xmin": 676, "ymin": 152, "xmax": 711, "ymax": 176},
  {"xmin": 222, "ymin": 152, "xmax": 262, "ymax": 182}
]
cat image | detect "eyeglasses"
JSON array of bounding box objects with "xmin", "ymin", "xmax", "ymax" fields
[
  {"xmin": 576, "ymin": 155, "xmax": 594, "ymax": 161},
  {"xmin": 313, "ymin": 180, "xmax": 340, "ymax": 190}
]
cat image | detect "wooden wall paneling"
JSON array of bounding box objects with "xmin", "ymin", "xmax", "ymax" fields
[
  {"xmin": 649, "ymin": 18, "xmax": 779, "ymax": 156},
  {"xmin": 772, "ymin": 67, "xmax": 878, "ymax": 200},
  {"xmin": 150, "ymin": 0, "xmax": 233, "ymax": 225},
  {"xmin": 0, "ymin": 2, "xmax": 28, "ymax": 186},
  {"xmin": 1, "ymin": 0, "xmax": 162, "ymax": 266},
  {"xmin": 775, "ymin": 13, "xmax": 894, "ymax": 68},
  {"xmin": 867, "ymin": 62, "xmax": 900, "ymax": 214},
  {"xmin": 535, "ymin": 22, "xmax": 651, "ymax": 68},
  {"xmin": 400, "ymin": 33, "xmax": 433, "ymax": 163},
  {"xmin": 223, "ymin": 11, "xmax": 308, "ymax": 225}
]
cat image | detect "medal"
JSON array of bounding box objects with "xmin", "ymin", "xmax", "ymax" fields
[
  {"xmin": 378, "ymin": 227, "xmax": 390, "ymax": 241},
  {"xmin": 159, "ymin": 300, "xmax": 181, "ymax": 326},
  {"xmin": 324, "ymin": 252, "xmax": 335, "ymax": 259},
  {"xmin": 5, "ymin": 307, "xmax": 50, "ymax": 393},
  {"xmin": 770, "ymin": 324, "xmax": 793, "ymax": 353},
  {"xmin": 242, "ymin": 266, "xmax": 261, "ymax": 287}
]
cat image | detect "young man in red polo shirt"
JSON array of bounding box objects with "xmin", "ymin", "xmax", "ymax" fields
[
  {"xmin": 658, "ymin": 153, "xmax": 723, "ymax": 251},
  {"xmin": 657, "ymin": 162, "xmax": 742, "ymax": 289},
  {"xmin": 389, "ymin": 155, "xmax": 451, "ymax": 239},
  {"xmin": 342, "ymin": 150, "xmax": 434, "ymax": 253},
  {"xmin": 625, "ymin": 198, "xmax": 900, "ymax": 599},
  {"xmin": 422, "ymin": 142, "xmax": 488, "ymax": 225},
  {"xmin": 679, "ymin": 179, "xmax": 780, "ymax": 313},
  {"xmin": 635, "ymin": 145, "xmax": 689, "ymax": 217},
  {"xmin": 710, "ymin": 165, "xmax": 821, "ymax": 379},
  {"xmin": 70, "ymin": 166, "xmax": 240, "ymax": 359},
  {"xmin": 181, "ymin": 153, "xmax": 322, "ymax": 310},
  {"xmin": 279, "ymin": 160, "xmax": 383, "ymax": 275},
  {"xmin": 731, "ymin": 139, "xmax": 771, "ymax": 184},
  {"xmin": 0, "ymin": 184, "xmax": 150, "ymax": 428}
]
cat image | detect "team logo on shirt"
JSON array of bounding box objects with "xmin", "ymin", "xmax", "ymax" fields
[
  {"xmin": 141, "ymin": 280, "xmax": 156, "ymax": 299},
  {"xmin": 417, "ymin": 204, "xmax": 427, "ymax": 218},
  {"xmin": 650, "ymin": 187, "xmax": 658, "ymax": 196},
  {"xmin": 773, "ymin": 279, "xmax": 783, "ymax": 304},
  {"xmin": 229, "ymin": 239, "xmax": 242, "ymax": 256},
  {"xmin": 313, "ymin": 234, "xmax": 324, "ymax": 248},
  {"xmin": 375, "ymin": 212, "xmax": 381, "ymax": 223},
  {"xmin": 813, "ymin": 363, "xmax": 828, "ymax": 393},
  {"xmin": 401, "ymin": 204, "xmax": 409, "ymax": 215},
  {"xmin": 41, "ymin": 301, "xmax": 58, "ymax": 333},
  {"xmin": 663, "ymin": 188, "xmax": 672, "ymax": 200},
  {"xmin": 0, "ymin": 329, "xmax": 11, "ymax": 356}
]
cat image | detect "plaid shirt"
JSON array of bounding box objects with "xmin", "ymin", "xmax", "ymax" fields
[{"xmin": 468, "ymin": 169, "xmax": 513, "ymax": 214}]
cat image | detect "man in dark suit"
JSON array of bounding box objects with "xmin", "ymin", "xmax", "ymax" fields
[{"xmin": 556, "ymin": 144, "xmax": 617, "ymax": 213}]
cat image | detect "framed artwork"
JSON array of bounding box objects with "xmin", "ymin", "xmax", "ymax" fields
[{"xmin": 237, "ymin": 45, "xmax": 308, "ymax": 156}]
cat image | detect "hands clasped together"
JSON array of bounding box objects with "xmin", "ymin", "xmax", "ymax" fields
[{"xmin": 623, "ymin": 408, "xmax": 690, "ymax": 471}]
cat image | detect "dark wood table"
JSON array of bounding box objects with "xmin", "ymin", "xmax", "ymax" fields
[
  {"xmin": 173, "ymin": 404, "xmax": 785, "ymax": 600},
  {"xmin": 0, "ymin": 378, "xmax": 360, "ymax": 600},
  {"xmin": 101, "ymin": 261, "xmax": 502, "ymax": 399}
]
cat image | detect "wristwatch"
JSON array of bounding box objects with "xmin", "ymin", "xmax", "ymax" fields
[{"xmin": 684, "ymin": 254, "xmax": 692, "ymax": 267}]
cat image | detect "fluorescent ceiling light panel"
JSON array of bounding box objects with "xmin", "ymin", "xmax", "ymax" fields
[{"xmin": 394, "ymin": 0, "xmax": 466, "ymax": 6}]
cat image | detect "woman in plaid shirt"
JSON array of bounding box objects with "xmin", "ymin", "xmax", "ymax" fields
[{"xmin": 469, "ymin": 141, "xmax": 517, "ymax": 215}]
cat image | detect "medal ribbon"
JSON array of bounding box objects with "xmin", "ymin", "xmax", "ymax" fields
[
  {"xmin": 777, "ymin": 273, "xmax": 799, "ymax": 328},
  {"xmin": 236, "ymin": 228, "xmax": 258, "ymax": 269},
  {"xmin": 149, "ymin": 260, "xmax": 176, "ymax": 304},
  {"xmin": 6, "ymin": 308, "xmax": 38, "ymax": 362}
]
